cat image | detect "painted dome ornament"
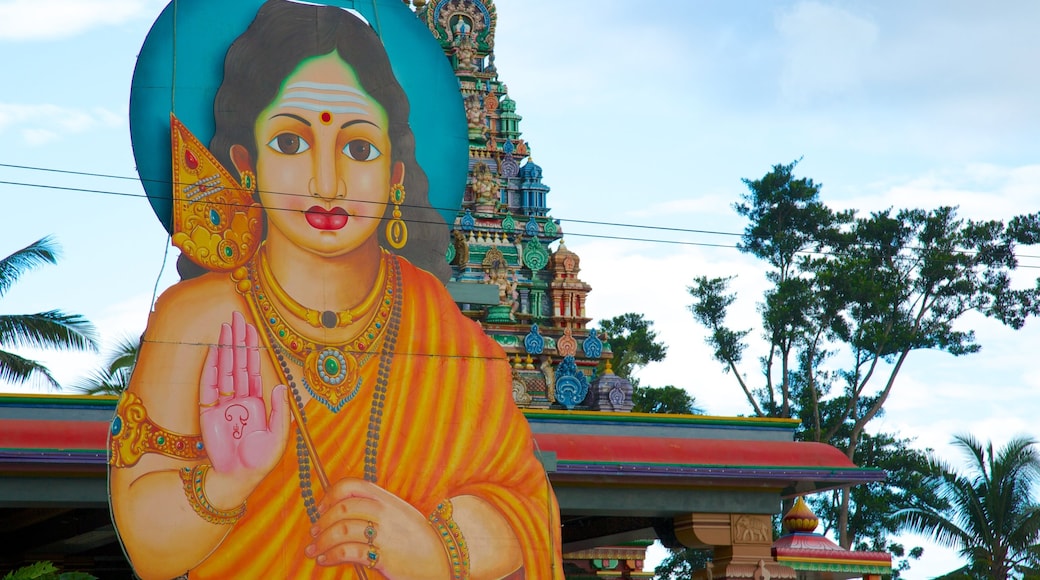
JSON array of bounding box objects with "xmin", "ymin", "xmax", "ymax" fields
[
  {"xmin": 460, "ymin": 209, "xmax": 475, "ymax": 231},
  {"xmin": 523, "ymin": 236, "xmax": 549, "ymax": 271},
  {"xmin": 524, "ymin": 218, "xmax": 539, "ymax": 237},
  {"xmin": 583, "ymin": 329, "xmax": 603, "ymax": 359},
  {"xmin": 524, "ymin": 324, "xmax": 544, "ymax": 355},
  {"xmin": 557, "ymin": 327, "xmax": 577, "ymax": 357},
  {"xmin": 554, "ymin": 356, "xmax": 589, "ymax": 410},
  {"xmin": 502, "ymin": 213, "xmax": 516, "ymax": 233},
  {"xmin": 543, "ymin": 218, "xmax": 558, "ymax": 238}
]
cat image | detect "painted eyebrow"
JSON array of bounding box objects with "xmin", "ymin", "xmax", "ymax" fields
[
  {"xmin": 341, "ymin": 119, "xmax": 380, "ymax": 129},
  {"xmin": 269, "ymin": 112, "xmax": 311, "ymax": 126}
]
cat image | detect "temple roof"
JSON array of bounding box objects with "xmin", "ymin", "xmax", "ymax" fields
[{"xmin": 772, "ymin": 497, "xmax": 893, "ymax": 578}]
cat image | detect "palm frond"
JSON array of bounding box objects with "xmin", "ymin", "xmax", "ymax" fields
[
  {"xmin": 69, "ymin": 334, "xmax": 140, "ymax": 396},
  {"xmin": 0, "ymin": 348, "xmax": 59, "ymax": 389},
  {"xmin": 898, "ymin": 435, "xmax": 1040, "ymax": 580},
  {"xmin": 0, "ymin": 311, "xmax": 98, "ymax": 352},
  {"xmin": 0, "ymin": 236, "xmax": 59, "ymax": 299}
]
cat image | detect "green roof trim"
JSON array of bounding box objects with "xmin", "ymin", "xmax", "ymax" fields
[
  {"xmin": 559, "ymin": 459, "xmax": 874, "ymax": 472},
  {"xmin": 523, "ymin": 408, "xmax": 799, "ymax": 429}
]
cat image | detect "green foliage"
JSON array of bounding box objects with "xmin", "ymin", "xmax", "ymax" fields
[
  {"xmin": 654, "ymin": 547, "xmax": 711, "ymax": 580},
  {"xmin": 598, "ymin": 312, "xmax": 667, "ymax": 384},
  {"xmin": 70, "ymin": 334, "xmax": 140, "ymax": 395},
  {"xmin": 2, "ymin": 561, "xmax": 96, "ymax": 580},
  {"xmin": 896, "ymin": 435, "xmax": 1040, "ymax": 580},
  {"xmin": 633, "ymin": 385, "xmax": 703, "ymax": 415},
  {"xmin": 687, "ymin": 160, "xmax": 1040, "ymax": 552},
  {"xmin": 0, "ymin": 237, "xmax": 98, "ymax": 389}
]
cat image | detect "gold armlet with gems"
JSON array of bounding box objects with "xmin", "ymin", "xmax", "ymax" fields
[
  {"xmin": 170, "ymin": 113, "xmax": 262, "ymax": 272},
  {"xmin": 428, "ymin": 499, "xmax": 471, "ymax": 580},
  {"xmin": 109, "ymin": 392, "xmax": 206, "ymax": 468}
]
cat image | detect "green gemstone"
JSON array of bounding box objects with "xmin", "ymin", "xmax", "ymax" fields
[
  {"xmin": 324, "ymin": 357, "xmax": 340, "ymax": 376},
  {"xmin": 157, "ymin": 436, "xmax": 165, "ymax": 445}
]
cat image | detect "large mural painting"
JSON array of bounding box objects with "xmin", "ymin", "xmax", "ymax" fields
[{"xmin": 108, "ymin": 1, "xmax": 563, "ymax": 577}]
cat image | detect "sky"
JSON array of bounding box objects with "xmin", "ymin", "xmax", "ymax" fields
[{"xmin": 2, "ymin": 0, "xmax": 1040, "ymax": 576}]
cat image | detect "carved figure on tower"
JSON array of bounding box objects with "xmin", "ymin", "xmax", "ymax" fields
[
  {"xmin": 471, "ymin": 162, "xmax": 498, "ymax": 214},
  {"xmin": 453, "ymin": 32, "xmax": 479, "ymax": 72}
]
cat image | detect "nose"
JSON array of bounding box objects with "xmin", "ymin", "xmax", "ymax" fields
[{"xmin": 310, "ymin": 144, "xmax": 343, "ymax": 201}]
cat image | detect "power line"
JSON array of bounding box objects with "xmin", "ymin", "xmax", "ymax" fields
[
  {"xmin": 3, "ymin": 163, "xmax": 1040, "ymax": 268},
  {"xmin": 0, "ymin": 161, "xmax": 740, "ymax": 238}
]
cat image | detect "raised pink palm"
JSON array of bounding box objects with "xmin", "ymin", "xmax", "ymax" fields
[{"xmin": 199, "ymin": 311, "xmax": 290, "ymax": 478}]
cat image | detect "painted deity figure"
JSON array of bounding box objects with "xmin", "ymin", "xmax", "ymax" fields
[
  {"xmin": 108, "ymin": 2, "xmax": 562, "ymax": 579},
  {"xmin": 453, "ymin": 32, "xmax": 479, "ymax": 72},
  {"xmin": 465, "ymin": 94, "xmax": 486, "ymax": 130},
  {"xmin": 471, "ymin": 162, "xmax": 498, "ymax": 207}
]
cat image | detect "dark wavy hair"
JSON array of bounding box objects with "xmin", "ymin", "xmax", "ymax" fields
[{"xmin": 209, "ymin": 0, "xmax": 449, "ymax": 280}]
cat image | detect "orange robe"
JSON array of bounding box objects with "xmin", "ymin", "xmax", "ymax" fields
[{"xmin": 191, "ymin": 256, "xmax": 563, "ymax": 578}]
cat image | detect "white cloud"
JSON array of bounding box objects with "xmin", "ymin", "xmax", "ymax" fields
[
  {"xmin": 0, "ymin": 103, "xmax": 123, "ymax": 147},
  {"xmin": 775, "ymin": 1, "xmax": 879, "ymax": 103},
  {"xmin": 0, "ymin": 0, "xmax": 148, "ymax": 40},
  {"xmin": 836, "ymin": 163, "xmax": 1040, "ymax": 221}
]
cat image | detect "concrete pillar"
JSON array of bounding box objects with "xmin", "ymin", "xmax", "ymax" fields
[{"xmin": 674, "ymin": 513, "xmax": 796, "ymax": 580}]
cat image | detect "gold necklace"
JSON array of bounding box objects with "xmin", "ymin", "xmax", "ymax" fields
[
  {"xmin": 243, "ymin": 249, "xmax": 397, "ymax": 412},
  {"xmin": 258, "ymin": 248, "xmax": 388, "ymax": 329}
]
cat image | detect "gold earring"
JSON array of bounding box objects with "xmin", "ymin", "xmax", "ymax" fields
[
  {"xmin": 386, "ymin": 183, "xmax": 408, "ymax": 249},
  {"xmin": 239, "ymin": 170, "xmax": 256, "ymax": 193}
]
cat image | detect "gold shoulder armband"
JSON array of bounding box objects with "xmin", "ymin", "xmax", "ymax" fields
[{"xmin": 109, "ymin": 392, "xmax": 206, "ymax": 468}]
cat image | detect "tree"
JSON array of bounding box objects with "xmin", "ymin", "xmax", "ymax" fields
[
  {"xmin": 688, "ymin": 160, "xmax": 1040, "ymax": 548},
  {"xmin": 70, "ymin": 335, "xmax": 140, "ymax": 395},
  {"xmin": 897, "ymin": 435, "xmax": 1040, "ymax": 579},
  {"xmin": 0, "ymin": 237, "xmax": 98, "ymax": 389},
  {"xmin": 2, "ymin": 561, "xmax": 96, "ymax": 580},
  {"xmin": 633, "ymin": 385, "xmax": 704, "ymax": 415},
  {"xmin": 598, "ymin": 313, "xmax": 667, "ymax": 384}
]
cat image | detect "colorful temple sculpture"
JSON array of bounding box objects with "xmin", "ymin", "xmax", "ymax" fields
[
  {"xmin": 0, "ymin": 1, "xmax": 892, "ymax": 578},
  {"xmin": 417, "ymin": 0, "xmax": 620, "ymax": 413}
]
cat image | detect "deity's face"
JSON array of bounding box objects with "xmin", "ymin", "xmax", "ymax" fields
[{"xmin": 250, "ymin": 51, "xmax": 402, "ymax": 257}]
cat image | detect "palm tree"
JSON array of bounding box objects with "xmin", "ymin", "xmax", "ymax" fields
[
  {"xmin": 70, "ymin": 335, "xmax": 140, "ymax": 395},
  {"xmin": 0, "ymin": 237, "xmax": 98, "ymax": 389},
  {"xmin": 896, "ymin": 435, "xmax": 1040, "ymax": 579}
]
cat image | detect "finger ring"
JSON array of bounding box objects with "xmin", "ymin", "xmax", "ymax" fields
[
  {"xmin": 199, "ymin": 400, "xmax": 218, "ymax": 408},
  {"xmin": 366, "ymin": 545, "xmax": 379, "ymax": 568},
  {"xmin": 365, "ymin": 521, "xmax": 377, "ymax": 543},
  {"xmin": 218, "ymin": 390, "xmax": 235, "ymax": 397}
]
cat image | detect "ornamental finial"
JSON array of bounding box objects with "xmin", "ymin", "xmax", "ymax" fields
[{"xmin": 782, "ymin": 497, "xmax": 819, "ymax": 534}]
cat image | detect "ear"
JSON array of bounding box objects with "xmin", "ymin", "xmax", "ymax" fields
[
  {"xmin": 391, "ymin": 161, "xmax": 405, "ymax": 186},
  {"xmin": 229, "ymin": 144, "xmax": 254, "ymax": 177}
]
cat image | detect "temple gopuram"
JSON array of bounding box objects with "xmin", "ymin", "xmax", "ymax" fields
[
  {"xmin": 419, "ymin": 0, "xmax": 614, "ymax": 413},
  {"xmin": 0, "ymin": 1, "xmax": 892, "ymax": 578}
]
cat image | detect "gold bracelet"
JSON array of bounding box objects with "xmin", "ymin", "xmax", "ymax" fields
[
  {"xmin": 429, "ymin": 499, "xmax": 470, "ymax": 580},
  {"xmin": 178, "ymin": 463, "xmax": 246, "ymax": 525},
  {"xmin": 109, "ymin": 392, "xmax": 206, "ymax": 468}
]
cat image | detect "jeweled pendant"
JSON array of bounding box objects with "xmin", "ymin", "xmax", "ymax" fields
[{"xmin": 303, "ymin": 347, "xmax": 360, "ymax": 411}]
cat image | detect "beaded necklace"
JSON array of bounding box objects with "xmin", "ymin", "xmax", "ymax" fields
[
  {"xmin": 238, "ymin": 253, "xmax": 402, "ymax": 525},
  {"xmin": 253, "ymin": 249, "xmax": 396, "ymax": 413}
]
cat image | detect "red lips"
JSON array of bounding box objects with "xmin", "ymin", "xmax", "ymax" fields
[{"xmin": 305, "ymin": 206, "xmax": 349, "ymax": 230}]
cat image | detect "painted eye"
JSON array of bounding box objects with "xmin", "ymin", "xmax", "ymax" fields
[
  {"xmin": 267, "ymin": 133, "xmax": 310, "ymax": 155},
  {"xmin": 343, "ymin": 140, "xmax": 381, "ymax": 161}
]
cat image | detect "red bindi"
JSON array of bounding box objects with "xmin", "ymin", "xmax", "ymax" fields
[{"xmin": 320, "ymin": 111, "xmax": 332, "ymax": 125}]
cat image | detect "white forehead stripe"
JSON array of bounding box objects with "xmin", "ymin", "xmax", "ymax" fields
[
  {"xmin": 282, "ymin": 90, "xmax": 371, "ymax": 106},
  {"xmin": 278, "ymin": 102, "xmax": 369, "ymax": 115},
  {"xmin": 287, "ymin": 81, "xmax": 367, "ymax": 94}
]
